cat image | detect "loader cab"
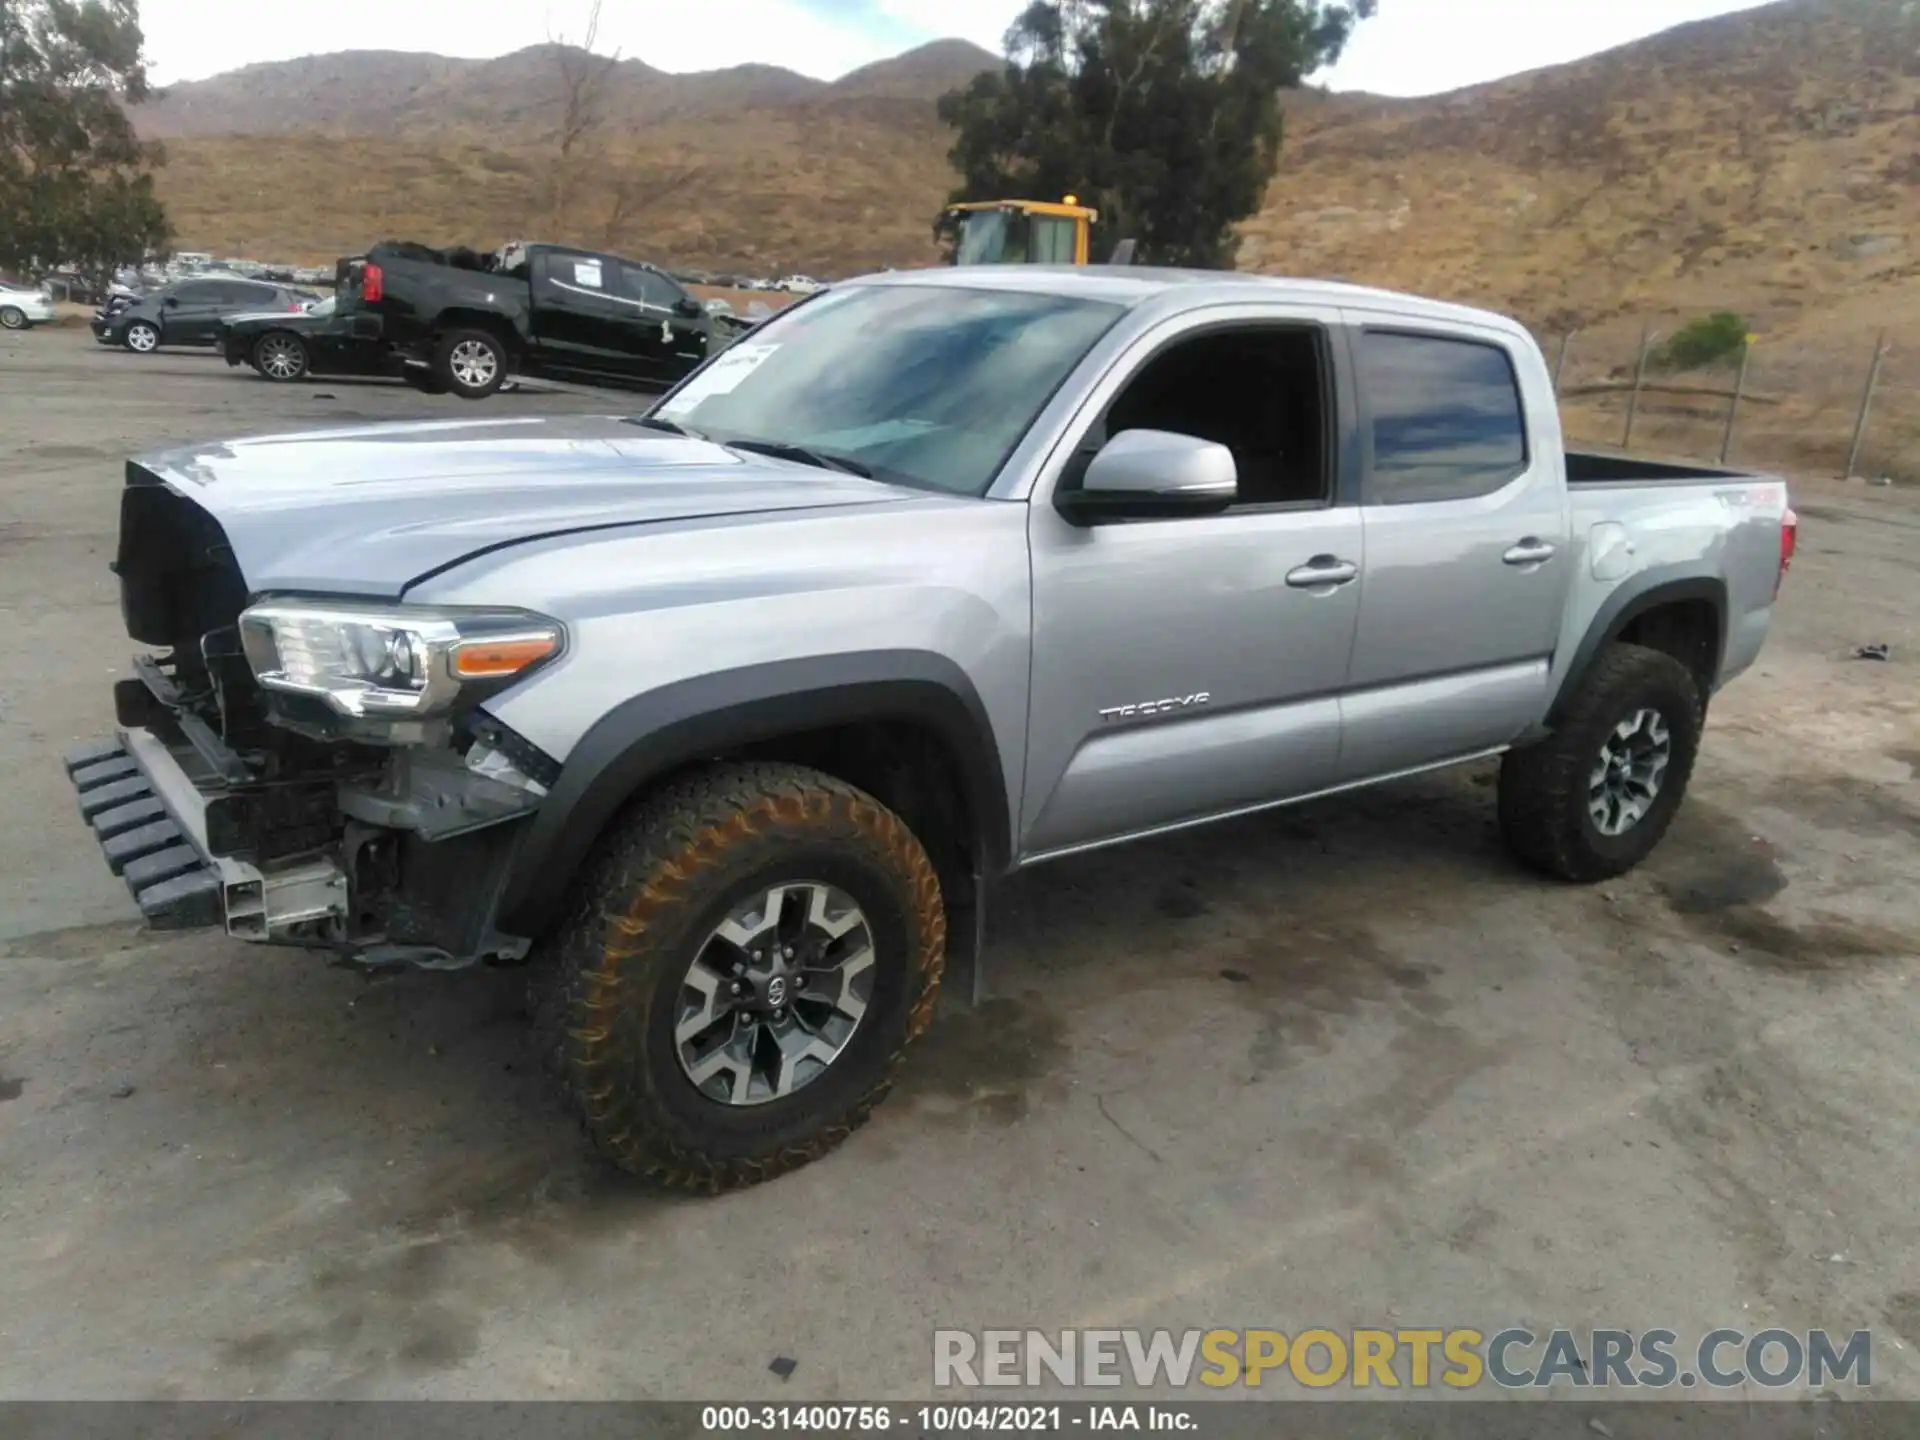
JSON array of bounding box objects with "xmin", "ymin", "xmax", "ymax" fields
[{"xmin": 944, "ymin": 198, "xmax": 1098, "ymax": 266}]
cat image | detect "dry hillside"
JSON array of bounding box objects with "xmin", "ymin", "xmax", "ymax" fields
[{"xmin": 136, "ymin": 0, "xmax": 1920, "ymax": 473}]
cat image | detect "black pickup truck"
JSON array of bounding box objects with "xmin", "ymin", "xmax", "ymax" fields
[{"xmin": 335, "ymin": 241, "xmax": 730, "ymax": 399}]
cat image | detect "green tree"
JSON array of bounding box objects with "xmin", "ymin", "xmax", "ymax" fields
[
  {"xmin": 1652, "ymin": 312, "xmax": 1749, "ymax": 373},
  {"xmin": 0, "ymin": 0, "xmax": 170, "ymax": 285},
  {"xmin": 938, "ymin": 0, "xmax": 1374, "ymax": 269}
]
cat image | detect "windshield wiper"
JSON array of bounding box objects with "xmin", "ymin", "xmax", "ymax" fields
[
  {"xmin": 630, "ymin": 414, "xmax": 707, "ymax": 440},
  {"xmin": 723, "ymin": 438, "xmax": 873, "ymax": 479}
]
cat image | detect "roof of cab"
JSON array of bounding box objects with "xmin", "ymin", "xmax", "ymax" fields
[{"xmin": 848, "ymin": 264, "xmax": 1525, "ymax": 337}]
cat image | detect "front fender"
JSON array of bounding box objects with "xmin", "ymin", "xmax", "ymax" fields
[{"xmin": 493, "ymin": 651, "xmax": 1013, "ymax": 939}]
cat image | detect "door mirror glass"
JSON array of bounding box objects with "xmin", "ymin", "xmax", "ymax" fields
[
  {"xmin": 1057, "ymin": 428, "xmax": 1237, "ymax": 524},
  {"xmin": 674, "ymin": 296, "xmax": 703, "ymax": 317}
]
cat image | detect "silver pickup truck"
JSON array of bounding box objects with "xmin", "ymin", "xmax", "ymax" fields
[{"xmin": 65, "ymin": 268, "xmax": 1797, "ymax": 1190}]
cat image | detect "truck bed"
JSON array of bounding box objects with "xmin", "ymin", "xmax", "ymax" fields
[{"xmin": 1565, "ymin": 451, "xmax": 1759, "ymax": 485}]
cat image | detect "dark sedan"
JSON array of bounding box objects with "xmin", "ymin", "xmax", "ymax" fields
[
  {"xmin": 91, "ymin": 277, "xmax": 310, "ymax": 353},
  {"xmin": 221, "ymin": 295, "xmax": 396, "ymax": 382}
]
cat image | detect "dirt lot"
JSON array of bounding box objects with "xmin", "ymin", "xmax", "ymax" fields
[{"xmin": 2, "ymin": 323, "xmax": 1918, "ymax": 1402}]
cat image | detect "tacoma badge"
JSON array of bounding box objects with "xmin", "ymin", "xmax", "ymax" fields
[{"xmin": 1098, "ymin": 692, "xmax": 1211, "ymax": 724}]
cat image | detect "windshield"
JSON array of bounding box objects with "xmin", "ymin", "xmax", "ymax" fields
[
  {"xmin": 954, "ymin": 210, "xmax": 1012, "ymax": 265},
  {"xmin": 649, "ymin": 285, "xmax": 1121, "ymax": 496}
]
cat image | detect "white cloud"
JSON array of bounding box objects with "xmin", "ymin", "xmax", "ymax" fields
[{"xmin": 141, "ymin": 0, "xmax": 1778, "ymax": 92}]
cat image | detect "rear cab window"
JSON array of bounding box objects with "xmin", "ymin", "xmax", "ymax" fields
[{"xmin": 1360, "ymin": 330, "xmax": 1528, "ymax": 504}]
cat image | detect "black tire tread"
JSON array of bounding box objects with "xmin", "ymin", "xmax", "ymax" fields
[
  {"xmin": 1498, "ymin": 642, "xmax": 1703, "ymax": 883},
  {"xmin": 531, "ymin": 761, "xmax": 945, "ymax": 1193}
]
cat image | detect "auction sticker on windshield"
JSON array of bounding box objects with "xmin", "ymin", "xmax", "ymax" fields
[{"xmin": 660, "ymin": 343, "xmax": 780, "ymax": 416}]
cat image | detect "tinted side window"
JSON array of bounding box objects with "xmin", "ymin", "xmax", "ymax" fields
[
  {"xmin": 626, "ymin": 265, "xmax": 683, "ymax": 309},
  {"xmin": 1362, "ymin": 332, "xmax": 1527, "ymax": 504},
  {"xmin": 239, "ymin": 283, "xmax": 281, "ymax": 306},
  {"xmin": 546, "ymin": 251, "xmax": 609, "ymax": 292},
  {"xmin": 172, "ymin": 282, "xmax": 222, "ymax": 302}
]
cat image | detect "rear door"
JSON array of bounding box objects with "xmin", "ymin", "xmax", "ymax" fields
[
  {"xmin": 529, "ymin": 249, "xmax": 628, "ymax": 369},
  {"xmin": 1335, "ymin": 317, "xmax": 1573, "ymax": 781}
]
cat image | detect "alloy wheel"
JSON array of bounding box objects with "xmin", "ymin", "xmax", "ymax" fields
[
  {"xmin": 448, "ymin": 339, "xmax": 498, "ymax": 390},
  {"xmin": 674, "ymin": 881, "xmax": 876, "ymax": 1106},
  {"xmin": 257, "ymin": 334, "xmax": 305, "ymax": 380},
  {"xmin": 1588, "ymin": 707, "xmax": 1671, "ymax": 837}
]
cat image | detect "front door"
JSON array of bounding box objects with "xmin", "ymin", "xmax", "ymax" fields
[
  {"xmin": 627, "ymin": 265, "xmax": 711, "ymax": 380},
  {"xmin": 161, "ymin": 281, "xmax": 224, "ymax": 343},
  {"xmin": 1021, "ymin": 309, "xmax": 1362, "ymax": 858},
  {"xmin": 1335, "ymin": 320, "xmax": 1573, "ymax": 780}
]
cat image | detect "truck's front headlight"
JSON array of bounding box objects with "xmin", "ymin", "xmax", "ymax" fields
[{"xmin": 238, "ymin": 600, "xmax": 563, "ymax": 717}]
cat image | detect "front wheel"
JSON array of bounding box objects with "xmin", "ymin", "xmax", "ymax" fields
[
  {"xmin": 0, "ymin": 305, "xmax": 26, "ymax": 330},
  {"xmin": 252, "ymin": 331, "xmax": 309, "ymax": 381},
  {"xmin": 123, "ymin": 320, "xmax": 160, "ymax": 353},
  {"xmin": 1498, "ymin": 642, "xmax": 1703, "ymax": 882},
  {"xmin": 431, "ymin": 328, "xmax": 507, "ymax": 399},
  {"xmin": 532, "ymin": 762, "xmax": 946, "ymax": 1192}
]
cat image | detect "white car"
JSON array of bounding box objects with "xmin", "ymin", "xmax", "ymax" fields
[
  {"xmin": 779, "ymin": 275, "xmax": 825, "ymax": 294},
  {"xmin": 0, "ymin": 284, "xmax": 56, "ymax": 330}
]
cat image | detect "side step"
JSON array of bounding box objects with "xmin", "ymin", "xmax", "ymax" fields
[{"xmin": 65, "ymin": 737, "xmax": 223, "ymax": 929}]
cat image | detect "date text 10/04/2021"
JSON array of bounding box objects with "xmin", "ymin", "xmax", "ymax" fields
[{"xmin": 701, "ymin": 1405, "xmax": 1195, "ymax": 1432}]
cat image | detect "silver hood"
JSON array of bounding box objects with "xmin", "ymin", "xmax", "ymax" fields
[{"xmin": 130, "ymin": 413, "xmax": 925, "ymax": 597}]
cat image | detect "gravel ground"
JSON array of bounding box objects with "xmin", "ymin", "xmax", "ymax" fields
[{"xmin": 2, "ymin": 324, "xmax": 1917, "ymax": 1402}]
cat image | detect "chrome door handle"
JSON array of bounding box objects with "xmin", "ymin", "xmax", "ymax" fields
[
  {"xmin": 1285, "ymin": 557, "xmax": 1359, "ymax": 589},
  {"xmin": 1503, "ymin": 539, "xmax": 1558, "ymax": 566}
]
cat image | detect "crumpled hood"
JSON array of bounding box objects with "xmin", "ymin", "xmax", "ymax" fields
[{"xmin": 131, "ymin": 413, "xmax": 924, "ymax": 597}]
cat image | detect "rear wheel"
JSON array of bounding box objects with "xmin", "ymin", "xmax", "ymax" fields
[
  {"xmin": 1498, "ymin": 642, "xmax": 1703, "ymax": 882},
  {"xmin": 123, "ymin": 320, "xmax": 159, "ymax": 353},
  {"xmin": 0, "ymin": 305, "xmax": 25, "ymax": 330},
  {"xmin": 432, "ymin": 328, "xmax": 507, "ymax": 399},
  {"xmin": 252, "ymin": 331, "xmax": 309, "ymax": 381},
  {"xmin": 531, "ymin": 762, "xmax": 946, "ymax": 1192}
]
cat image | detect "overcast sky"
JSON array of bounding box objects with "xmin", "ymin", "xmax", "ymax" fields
[{"xmin": 142, "ymin": 0, "xmax": 1779, "ymax": 94}]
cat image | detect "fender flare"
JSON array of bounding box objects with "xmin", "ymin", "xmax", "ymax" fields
[
  {"xmin": 494, "ymin": 651, "xmax": 1013, "ymax": 939},
  {"xmin": 1545, "ymin": 569, "xmax": 1728, "ymax": 727}
]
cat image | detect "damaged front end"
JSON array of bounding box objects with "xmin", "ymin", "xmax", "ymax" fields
[{"xmin": 67, "ymin": 463, "xmax": 564, "ymax": 969}]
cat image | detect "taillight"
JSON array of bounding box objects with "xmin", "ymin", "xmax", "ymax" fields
[
  {"xmin": 361, "ymin": 261, "xmax": 383, "ymax": 303},
  {"xmin": 1777, "ymin": 506, "xmax": 1798, "ymax": 592}
]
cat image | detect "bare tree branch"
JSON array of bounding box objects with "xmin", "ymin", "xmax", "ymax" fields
[{"xmin": 545, "ymin": 0, "xmax": 621, "ymax": 240}]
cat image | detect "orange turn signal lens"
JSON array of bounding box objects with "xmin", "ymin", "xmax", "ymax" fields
[{"xmin": 451, "ymin": 634, "xmax": 558, "ymax": 679}]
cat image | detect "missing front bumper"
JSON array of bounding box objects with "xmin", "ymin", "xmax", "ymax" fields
[{"xmin": 65, "ymin": 729, "xmax": 349, "ymax": 937}]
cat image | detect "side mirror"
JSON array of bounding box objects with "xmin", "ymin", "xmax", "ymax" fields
[
  {"xmin": 674, "ymin": 297, "xmax": 703, "ymax": 318},
  {"xmin": 1055, "ymin": 428, "xmax": 1237, "ymax": 525},
  {"xmin": 162, "ymin": 295, "xmax": 179, "ymax": 308}
]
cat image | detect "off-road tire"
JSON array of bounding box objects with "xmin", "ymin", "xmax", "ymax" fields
[
  {"xmin": 531, "ymin": 762, "xmax": 946, "ymax": 1192},
  {"xmin": 431, "ymin": 327, "xmax": 507, "ymax": 399},
  {"xmin": 1498, "ymin": 642, "xmax": 1703, "ymax": 882}
]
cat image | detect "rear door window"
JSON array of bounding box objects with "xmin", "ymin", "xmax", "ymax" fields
[{"xmin": 1361, "ymin": 331, "xmax": 1528, "ymax": 504}]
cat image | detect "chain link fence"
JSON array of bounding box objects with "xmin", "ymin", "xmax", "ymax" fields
[{"xmin": 1528, "ymin": 319, "xmax": 1912, "ymax": 483}]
